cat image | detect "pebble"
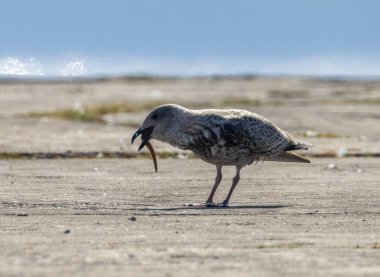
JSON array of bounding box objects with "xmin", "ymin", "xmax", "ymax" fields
[
  {"xmin": 336, "ymin": 147, "xmax": 347, "ymax": 158},
  {"xmin": 326, "ymin": 163, "xmax": 338, "ymax": 170}
]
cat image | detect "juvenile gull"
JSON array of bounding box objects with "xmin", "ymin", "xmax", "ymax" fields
[{"xmin": 132, "ymin": 104, "xmax": 312, "ymax": 207}]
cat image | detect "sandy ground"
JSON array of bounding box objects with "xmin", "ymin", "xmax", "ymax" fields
[
  {"xmin": 0, "ymin": 158, "xmax": 379, "ymax": 277},
  {"xmin": 0, "ymin": 77, "xmax": 379, "ymax": 276}
]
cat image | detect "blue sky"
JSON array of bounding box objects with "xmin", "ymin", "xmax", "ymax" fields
[{"xmin": 1, "ymin": 0, "xmax": 380, "ymax": 76}]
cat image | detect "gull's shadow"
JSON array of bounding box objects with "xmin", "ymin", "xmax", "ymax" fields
[{"xmin": 133, "ymin": 204, "xmax": 288, "ymax": 212}]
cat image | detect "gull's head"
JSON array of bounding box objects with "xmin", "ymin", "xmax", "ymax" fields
[{"xmin": 131, "ymin": 104, "xmax": 187, "ymax": 172}]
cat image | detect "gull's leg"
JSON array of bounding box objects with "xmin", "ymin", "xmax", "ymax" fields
[
  {"xmin": 221, "ymin": 166, "xmax": 241, "ymax": 207},
  {"xmin": 204, "ymin": 165, "xmax": 223, "ymax": 206},
  {"xmin": 184, "ymin": 165, "xmax": 222, "ymax": 207}
]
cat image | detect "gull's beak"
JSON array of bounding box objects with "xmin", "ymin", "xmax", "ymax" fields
[
  {"xmin": 131, "ymin": 126, "xmax": 157, "ymax": 172},
  {"xmin": 131, "ymin": 126, "xmax": 154, "ymax": 151},
  {"xmin": 131, "ymin": 127, "xmax": 142, "ymax": 144}
]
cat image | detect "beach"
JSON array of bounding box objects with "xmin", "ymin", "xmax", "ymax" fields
[{"xmin": 0, "ymin": 76, "xmax": 379, "ymax": 276}]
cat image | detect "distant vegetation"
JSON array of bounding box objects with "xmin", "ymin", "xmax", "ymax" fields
[
  {"xmin": 221, "ymin": 97, "xmax": 262, "ymax": 106},
  {"xmin": 25, "ymin": 101, "xmax": 166, "ymax": 123},
  {"xmin": 221, "ymin": 97, "xmax": 285, "ymax": 107}
]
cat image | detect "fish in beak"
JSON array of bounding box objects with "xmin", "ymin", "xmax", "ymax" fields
[{"xmin": 131, "ymin": 126, "xmax": 158, "ymax": 172}]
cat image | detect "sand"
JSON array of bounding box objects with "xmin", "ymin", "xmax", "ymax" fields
[{"xmin": 0, "ymin": 76, "xmax": 379, "ymax": 276}]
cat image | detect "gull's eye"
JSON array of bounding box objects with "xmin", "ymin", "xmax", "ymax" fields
[{"xmin": 151, "ymin": 113, "xmax": 159, "ymax": 120}]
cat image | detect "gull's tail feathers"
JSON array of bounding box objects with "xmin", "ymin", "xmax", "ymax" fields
[
  {"xmin": 267, "ymin": 152, "xmax": 311, "ymax": 163},
  {"xmin": 285, "ymin": 141, "xmax": 313, "ymax": 151}
]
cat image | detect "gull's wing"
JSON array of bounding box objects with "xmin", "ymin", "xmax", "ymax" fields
[
  {"xmin": 179, "ymin": 109, "xmax": 311, "ymax": 158},
  {"xmin": 216, "ymin": 115, "xmax": 292, "ymax": 156}
]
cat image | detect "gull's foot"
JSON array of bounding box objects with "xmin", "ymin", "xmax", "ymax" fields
[
  {"xmin": 183, "ymin": 202, "xmax": 218, "ymax": 208},
  {"xmin": 205, "ymin": 202, "xmax": 219, "ymax": 208},
  {"xmin": 218, "ymin": 201, "xmax": 229, "ymax": 208}
]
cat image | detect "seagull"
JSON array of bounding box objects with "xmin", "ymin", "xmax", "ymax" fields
[{"xmin": 132, "ymin": 104, "xmax": 312, "ymax": 207}]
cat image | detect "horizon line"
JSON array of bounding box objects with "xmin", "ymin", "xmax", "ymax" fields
[{"xmin": 1, "ymin": 72, "xmax": 380, "ymax": 83}]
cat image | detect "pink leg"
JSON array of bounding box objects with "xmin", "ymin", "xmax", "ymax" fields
[
  {"xmin": 205, "ymin": 165, "xmax": 223, "ymax": 204},
  {"xmin": 222, "ymin": 166, "xmax": 241, "ymax": 207}
]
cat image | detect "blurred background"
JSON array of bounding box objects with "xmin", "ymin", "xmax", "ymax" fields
[
  {"xmin": 0, "ymin": 0, "xmax": 379, "ymax": 158},
  {"xmin": 1, "ymin": 0, "xmax": 380, "ymax": 77}
]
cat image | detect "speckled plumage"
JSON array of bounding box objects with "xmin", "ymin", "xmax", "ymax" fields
[
  {"xmin": 133, "ymin": 104, "xmax": 312, "ymax": 206},
  {"xmin": 150, "ymin": 105, "xmax": 309, "ymax": 166}
]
